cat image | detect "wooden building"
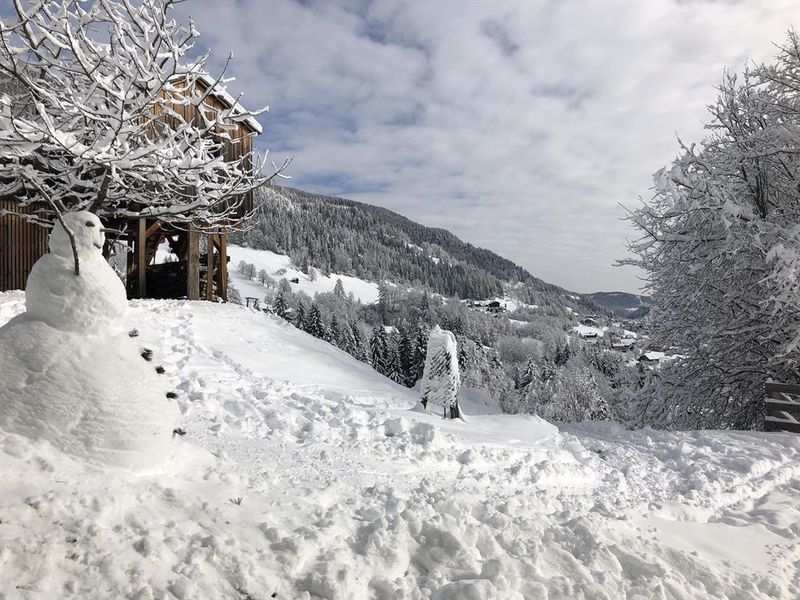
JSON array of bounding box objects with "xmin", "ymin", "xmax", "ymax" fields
[{"xmin": 0, "ymin": 75, "xmax": 261, "ymax": 301}]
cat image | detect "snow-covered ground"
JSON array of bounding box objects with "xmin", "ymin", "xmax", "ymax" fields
[
  {"xmin": 227, "ymin": 245, "xmax": 380, "ymax": 305},
  {"xmin": 1, "ymin": 292, "xmax": 799, "ymax": 599}
]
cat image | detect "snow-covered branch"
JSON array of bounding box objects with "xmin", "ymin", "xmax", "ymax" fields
[{"xmin": 0, "ymin": 0, "xmax": 288, "ymax": 231}]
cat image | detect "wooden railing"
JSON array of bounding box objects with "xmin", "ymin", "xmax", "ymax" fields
[{"xmin": 765, "ymin": 383, "xmax": 800, "ymax": 433}]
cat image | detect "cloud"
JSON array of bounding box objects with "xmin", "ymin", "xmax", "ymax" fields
[{"xmin": 176, "ymin": 0, "xmax": 799, "ymax": 293}]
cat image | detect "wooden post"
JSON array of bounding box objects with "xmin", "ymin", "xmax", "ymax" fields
[
  {"xmin": 137, "ymin": 218, "xmax": 147, "ymax": 298},
  {"xmin": 186, "ymin": 227, "xmax": 200, "ymax": 300},
  {"xmin": 218, "ymin": 234, "xmax": 228, "ymax": 301},
  {"xmin": 206, "ymin": 233, "xmax": 215, "ymax": 301}
]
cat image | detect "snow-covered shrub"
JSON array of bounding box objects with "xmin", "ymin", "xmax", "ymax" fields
[{"xmin": 420, "ymin": 326, "xmax": 461, "ymax": 419}]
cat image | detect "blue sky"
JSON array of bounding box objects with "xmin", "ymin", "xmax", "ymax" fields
[{"xmin": 180, "ymin": 1, "xmax": 796, "ymax": 292}]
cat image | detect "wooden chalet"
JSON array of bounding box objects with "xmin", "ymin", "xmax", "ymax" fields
[{"xmin": 0, "ymin": 75, "xmax": 261, "ymax": 301}]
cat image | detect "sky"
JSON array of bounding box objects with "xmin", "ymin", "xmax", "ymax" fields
[{"xmin": 174, "ymin": 0, "xmax": 798, "ymax": 294}]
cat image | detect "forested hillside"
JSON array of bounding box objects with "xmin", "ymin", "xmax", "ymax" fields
[
  {"xmin": 585, "ymin": 291, "xmax": 652, "ymax": 317},
  {"xmin": 233, "ymin": 186, "xmax": 603, "ymax": 314}
]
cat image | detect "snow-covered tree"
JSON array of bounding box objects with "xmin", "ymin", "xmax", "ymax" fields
[
  {"xmin": 624, "ymin": 32, "xmax": 800, "ymax": 429},
  {"xmin": 258, "ymin": 270, "xmax": 275, "ymax": 288},
  {"xmin": 397, "ymin": 327, "xmax": 415, "ymax": 387},
  {"xmin": 333, "ymin": 278, "xmax": 346, "ymax": 299},
  {"xmin": 385, "ymin": 331, "xmax": 403, "ymax": 384},
  {"xmin": 306, "ymin": 304, "xmax": 326, "ymax": 339},
  {"xmin": 411, "ymin": 327, "xmax": 429, "ymax": 384},
  {"xmin": 0, "ymin": 0, "xmax": 289, "ymax": 236},
  {"xmin": 272, "ymin": 290, "xmax": 288, "ymax": 319},
  {"xmin": 294, "ymin": 302, "xmax": 307, "ymax": 331},
  {"xmin": 328, "ymin": 315, "xmax": 340, "ymax": 347},
  {"xmin": 370, "ymin": 326, "xmax": 390, "ymax": 374},
  {"xmin": 420, "ymin": 326, "xmax": 461, "ymax": 419}
]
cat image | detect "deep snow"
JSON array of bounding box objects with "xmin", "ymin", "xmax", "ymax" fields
[{"xmin": 0, "ymin": 292, "xmax": 798, "ymax": 599}]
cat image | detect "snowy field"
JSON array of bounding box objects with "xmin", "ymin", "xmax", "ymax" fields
[
  {"xmin": 1, "ymin": 291, "xmax": 799, "ymax": 599},
  {"xmin": 227, "ymin": 245, "xmax": 380, "ymax": 305}
]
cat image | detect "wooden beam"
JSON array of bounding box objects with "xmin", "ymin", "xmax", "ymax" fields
[
  {"xmin": 145, "ymin": 220, "xmax": 162, "ymax": 239},
  {"xmin": 765, "ymin": 382, "xmax": 800, "ymax": 395},
  {"xmin": 137, "ymin": 218, "xmax": 147, "ymax": 298},
  {"xmin": 186, "ymin": 227, "xmax": 200, "ymax": 300},
  {"xmin": 218, "ymin": 234, "xmax": 228, "ymax": 301},
  {"xmin": 765, "ymin": 416, "xmax": 800, "ymax": 433},
  {"xmin": 206, "ymin": 233, "xmax": 215, "ymax": 301}
]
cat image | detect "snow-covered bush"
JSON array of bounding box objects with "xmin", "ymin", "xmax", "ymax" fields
[{"xmin": 420, "ymin": 326, "xmax": 461, "ymax": 419}]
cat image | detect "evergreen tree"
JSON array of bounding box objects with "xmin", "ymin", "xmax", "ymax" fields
[
  {"xmin": 272, "ymin": 290, "xmax": 289, "ymax": 319},
  {"xmin": 412, "ymin": 327, "xmax": 429, "ymax": 384},
  {"xmin": 339, "ymin": 319, "xmax": 357, "ymax": 354},
  {"xmin": 328, "ymin": 314, "xmax": 341, "ymax": 346},
  {"xmin": 351, "ymin": 322, "xmax": 368, "ymax": 362},
  {"xmin": 333, "ymin": 278, "xmax": 346, "ymax": 299},
  {"xmin": 398, "ymin": 328, "xmax": 415, "ymax": 387},
  {"xmin": 294, "ymin": 302, "xmax": 307, "ymax": 331},
  {"xmin": 519, "ymin": 357, "xmax": 538, "ymax": 389},
  {"xmin": 307, "ymin": 304, "xmax": 327, "ymax": 339},
  {"xmin": 370, "ymin": 326, "xmax": 390, "ymax": 374},
  {"xmin": 385, "ymin": 331, "xmax": 403, "ymax": 384},
  {"xmin": 554, "ymin": 341, "xmax": 571, "ymax": 366}
]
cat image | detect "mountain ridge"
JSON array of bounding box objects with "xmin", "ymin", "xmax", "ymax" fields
[{"xmin": 236, "ymin": 185, "xmax": 608, "ymax": 315}]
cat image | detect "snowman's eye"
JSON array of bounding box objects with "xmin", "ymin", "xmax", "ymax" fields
[{"xmin": 85, "ymin": 221, "xmax": 95, "ymax": 227}]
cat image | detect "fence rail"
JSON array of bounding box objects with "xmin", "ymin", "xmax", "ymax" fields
[{"xmin": 764, "ymin": 383, "xmax": 800, "ymax": 433}]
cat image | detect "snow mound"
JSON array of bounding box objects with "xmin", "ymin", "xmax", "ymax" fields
[{"xmin": 0, "ymin": 213, "xmax": 178, "ymax": 469}]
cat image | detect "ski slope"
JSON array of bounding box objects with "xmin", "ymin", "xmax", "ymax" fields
[{"xmin": 0, "ymin": 292, "xmax": 798, "ymax": 599}]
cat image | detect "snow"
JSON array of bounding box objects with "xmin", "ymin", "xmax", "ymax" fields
[
  {"xmin": 26, "ymin": 212, "xmax": 127, "ymax": 332},
  {"xmin": 574, "ymin": 323, "xmax": 608, "ymax": 337},
  {"xmin": 0, "ymin": 213, "xmax": 179, "ymax": 469},
  {"xmin": 420, "ymin": 326, "xmax": 461, "ymax": 415},
  {"xmin": 226, "ymin": 245, "xmax": 381, "ymax": 305},
  {"xmin": 0, "ymin": 293, "xmax": 799, "ymax": 599}
]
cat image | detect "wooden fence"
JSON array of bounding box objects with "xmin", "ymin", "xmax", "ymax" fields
[
  {"xmin": 764, "ymin": 383, "xmax": 800, "ymax": 433},
  {"xmin": 0, "ymin": 200, "xmax": 49, "ymax": 292}
]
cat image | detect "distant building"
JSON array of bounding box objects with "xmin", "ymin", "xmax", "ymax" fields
[{"xmin": 638, "ymin": 351, "xmax": 665, "ymax": 364}]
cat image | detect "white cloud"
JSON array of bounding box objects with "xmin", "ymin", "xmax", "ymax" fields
[{"xmin": 178, "ymin": 0, "xmax": 799, "ymax": 293}]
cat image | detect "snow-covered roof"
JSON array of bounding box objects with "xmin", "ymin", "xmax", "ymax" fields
[{"xmin": 169, "ymin": 73, "xmax": 263, "ymax": 134}]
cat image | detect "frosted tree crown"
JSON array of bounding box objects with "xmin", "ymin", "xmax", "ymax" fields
[{"xmin": 50, "ymin": 212, "xmax": 105, "ymax": 259}]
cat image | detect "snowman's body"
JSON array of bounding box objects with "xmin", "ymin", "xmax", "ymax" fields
[{"xmin": 0, "ymin": 212, "xmax": 179, "ymax": 469}]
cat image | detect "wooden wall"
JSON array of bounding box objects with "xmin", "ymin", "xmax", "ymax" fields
[{"xmin": 0, "ymin": 200, "xmax": 49, "ymax": 292}]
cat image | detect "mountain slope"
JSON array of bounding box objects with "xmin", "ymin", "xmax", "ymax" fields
[
  {"xmin": 234, "ymin": 186, "xmax": 605, "ymax": 314},
  {"xmin": 584, "ymin": 291, "xmax": 652, "ymax": 317},
  {"xmin": 1, "ymin": 292, "xmax": 797, "ymax": 599}
]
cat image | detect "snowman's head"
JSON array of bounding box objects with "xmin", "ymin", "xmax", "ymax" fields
[{"xmin": 49, "ymin": 211, "xmax": 106, "ymax": 259}]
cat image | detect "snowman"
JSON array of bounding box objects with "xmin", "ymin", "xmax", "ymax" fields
[{"xmin": 0, "ymin": 212, "xmax": 180, "ymax": 469}]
